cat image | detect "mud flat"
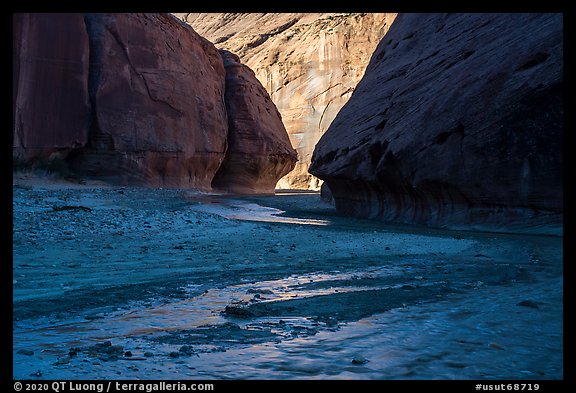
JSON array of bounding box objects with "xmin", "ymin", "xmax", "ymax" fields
[{"xmin": 13, "ymin": 175, "xmax": 562, "ymax": 379}]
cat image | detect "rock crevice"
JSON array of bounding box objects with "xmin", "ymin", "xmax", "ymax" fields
[{"xmin": 182, "ymin": 13, "xmax": 397, "ymax": 190}]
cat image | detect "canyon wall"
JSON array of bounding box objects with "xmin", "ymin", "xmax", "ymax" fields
[
  {"xmin": 310, "ymin": 13, "xmax": 563, "ymax": 234},
  {"xmin": 180, "ymin": 13, "xmax": 397, "ymax": 189},
  {"xmin": 74, "ymin": 13, "xmax": 229, "ymax": 189},
  {"xmin": 13, "ymin": 13, "xmax": 294, "ymax": 192},
  {"xmin": 212, "ymin": 50, "xmax": 297, "ymax": 193},
  {"xmin": 13, "ymin": 13, "xmax": 91, "ymax": 162}
]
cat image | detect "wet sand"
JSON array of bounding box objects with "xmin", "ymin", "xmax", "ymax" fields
[{"xmin": 12, "ymin": 174, "xmax": 563, "ymax": 379}]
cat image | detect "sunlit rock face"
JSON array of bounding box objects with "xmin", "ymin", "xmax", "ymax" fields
[
  {"xmin": 212, "ymin": 50, "xmax": 297, "ymax": 194},
  {"xmin": 310, "ymin": 13, "xmax": 563, "ymax": 233},
  {"xmin": 179, "ymin": 13, "xmax": 397, "ymax": 190},
  {"xmin": 13, "ymin": 13, "xmax": 91, "ymax": 162}
]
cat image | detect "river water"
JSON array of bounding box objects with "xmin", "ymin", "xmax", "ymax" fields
[{"xmin": 13, "ymin": 190, "xmax": 563, "ymax": 380}]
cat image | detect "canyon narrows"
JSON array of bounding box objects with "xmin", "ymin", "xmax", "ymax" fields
[
  {"xmin": 180, "ymin": 13, "xmax": 397, "ymax": 190},
  {"xmin": 13, "ymin": 12, "xmax": 563, "ymax": 382}
]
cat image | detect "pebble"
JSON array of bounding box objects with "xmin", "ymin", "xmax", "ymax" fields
[
  {"xmin": 179, "ymin": 345, "xmax": 194, "ymax": 356},
  {"xmin": 144, "ymin": 352, "xmax": 155, "ymax": 358},
  {"xmin": 17, "ymin": 349, "xmax": 34, "ymax": 356},
  {"xmin": 224, "ymin": 305, "xmax": 254, "ymax": 318},
  {"xmin": 517, "ymin": 300, "xmax": 539, "ymax": 309},
  {"xmin": 54, "ymin": 357, "xmax": 70, "ymax": 365},
  {"xmin": 351, "ymin": 355, "xmax": 369, "ymax": 365},
  {"xmin": 489, "ymin": 342, "xmax": 506, "ymax": 350}
]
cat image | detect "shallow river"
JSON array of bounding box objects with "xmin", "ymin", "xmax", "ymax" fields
[{"xmin": 13, "ymin": 189, "xmax": 563, "ymax": 380}]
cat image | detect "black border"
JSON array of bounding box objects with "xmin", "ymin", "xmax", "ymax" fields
[{"xmin": 7, "ymin": 0, "xmax": 573, "ymax": 390}]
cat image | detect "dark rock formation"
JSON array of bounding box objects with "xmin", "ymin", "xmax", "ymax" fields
[
  {"xmin": 70, "ymin": 13, "xmax": 228, "ymax": 189},
  {"xmin": 13, "ymin": 13, "xmax": 296, "ymax": 192},
  {"xmin": 212, "ymin": 50, "xmax": 297, "ymax": 194},
  {"xmin": 310, "ymin": 13, "xmax": 563, "ymax": 234},
  {"xmin": 13, "ymin": 13, "xmax": 91, "ymax": 161}
]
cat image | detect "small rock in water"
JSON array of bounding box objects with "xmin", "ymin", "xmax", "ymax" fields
[
  {"xmin": 351, "ymin": 355, "xmax": 369, "ymax": 365},
  {"xmin": 319, "ymin": 316, "xmax": 338, "ymax": 326},
  {"xmin": 17, "ymin": 349, "xmax": 34, "ymax": 356},
  {"xmin": 517, "ymin": 300, "xmax": 539, "ymax": 309},
  {"xmin": 109, "ymin": 345, "xmax": 124, "ymax": 353},
  {"xmin": 489, "ymin": 342, "xmax": 506, "ymax": 350},
  {"xmin": 124, "ymin": 351, "xmax": 133, "ymax": 357},
  {"xmin": 179, "ymin": 345, "xmax": 194, "ymax": 356},
  {"xmin": 54, "ymin": 357, "xmax": 70, "ymax": 365},
  {"xmin": 224, "ymin": 305, "xmax": 254, "ymax": 318},
  {"xmin": 169, "ymin": 352, "xmax": 180, "ymax": 358},
  {"xmin": 144, "ymin": 352, "xmax": 155, "ymax": 358},
  {"xmin": 221, "ymin": 322, "xmax": 242, "ymax": 330}
]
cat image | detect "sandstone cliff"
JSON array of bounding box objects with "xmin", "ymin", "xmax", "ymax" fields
[
  {"xmin": 13, "ymin": 13, "xmax": 91, "ymax": 162},
  {"xmin": 180, "ymin": 13, "xmax": 397, "ymax": 189},
  {"xmin": 212, "ymin": 50, "xmax": 297, "ymax": 193},
  {"xmin": 74, "ymin": 13, "xmax": 229, "ymax": 189},
  {"xmin": 310, "ymin": 13, "xmax": 563, "ymax": 234},
  {"xmin": 13, "ymin": 13, "xmax": 295, "ymax": 192}
]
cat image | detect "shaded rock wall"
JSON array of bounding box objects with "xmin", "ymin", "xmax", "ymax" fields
[
  {"xmin": 310, "ymin": 13, "xmax": 563, "ymax": 234},
  {"xmin": 181, "ymin": 13, "xmax": 397, "ymax": 189},
  {"xmin": 13, "ymin": 13, "xmax": 91, "ymax": 161},
  {"xmin": 212, "ymin": 50, "xmax": 297, "ymax": 194},
  {"xmin": 73, "ymin": 13, "xmax": 228, "ymax": 189},
  {"xmin": 13, "ymin": 13, "xmax": 295, "ymax": 192}
]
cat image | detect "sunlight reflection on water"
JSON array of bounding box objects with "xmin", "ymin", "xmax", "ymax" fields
[{"xmin": 190, "ymin": 199, "xmax": 331, "ymax": 226}]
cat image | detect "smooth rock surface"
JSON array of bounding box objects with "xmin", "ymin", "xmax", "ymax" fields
[
  {"xmin": 310, "ymin": 13, "xmax": 563, "ymax": 234},
  {"xmin": 212, "ymin": 50, "xmax": 297, "ymax": 194},
  {"xmin": 13, "ymin": 13, "xmax": 91, "ymax": 161},
  {"xmin": 13, "ymin": 13, "xmax": 295, "ymax": 193},
  {"xmin": 71, "ymin": 13, "xmax": 228, "ymax": 189},
  {"xmin": 181, "ymin": 13, "xmax": 397, "ymax": 189}
]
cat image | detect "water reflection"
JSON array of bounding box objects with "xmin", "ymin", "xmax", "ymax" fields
[
  {"xmin": 188, "ymin": 197, "xmax": 331, "ymax": 226},
  {"xmin": 13, "ymin": 267, "xmax": 404, "ymax": 353}
]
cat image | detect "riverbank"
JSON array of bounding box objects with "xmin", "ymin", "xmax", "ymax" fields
[{"xmin": 12, "ymin": 174, "xmax": 563, "ymax": 379}]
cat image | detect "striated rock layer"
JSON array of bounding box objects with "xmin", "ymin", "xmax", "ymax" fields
[
  {"xmin": 13, "ymin": 13, "xmax": 295, "ymax": 192},
  {"xmin": 180, "ymin": 13, "xmax": 397, "ymax": 189},
  {"xmin": 212, "ymin": 50, "xmax": 297, "ymax": 194},
  {"xmin": 310, "ymin": 13, "xmax": 563, "ymax": 234},
  {"xmin": 13, "ymin": 13, "xmax": 91, "ymax": 162}
]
